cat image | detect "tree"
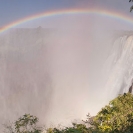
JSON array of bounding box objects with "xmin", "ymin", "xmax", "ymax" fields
[
  {"xmin": 129, "ymin": 0, "xmax": 133, "ymax": 12},
  {"xmin": 4, "ymin": 114, "xmax": 42, "ymax": 133},
  {"xmin": 45, "ymin": 123, "xmax": 90, "ymax": 133},
  {"xmin": 92, "ymin": 93, "xmax": 133, "ymax": 133}
]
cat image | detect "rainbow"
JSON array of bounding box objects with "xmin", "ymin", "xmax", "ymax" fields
[{"xmin": 0, "ymin": 8, "xmax": 133, "ymax": 33}]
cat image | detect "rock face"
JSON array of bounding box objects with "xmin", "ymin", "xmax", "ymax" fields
[{"xmin": 129, "ymin": 83, "xmax": 133, "ymax": 93}]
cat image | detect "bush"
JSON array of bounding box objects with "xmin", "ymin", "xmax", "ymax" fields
[{"xmin": 93, "ymin": 93, "xmax": 133, "ymax": 133}]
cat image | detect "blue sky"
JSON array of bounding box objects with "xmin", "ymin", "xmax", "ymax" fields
[
  {"xmin": 0, "ymin": 0, "xmax": 81, "ymax": 26},
  {"xmin": 0, "ymin": 0, "xmax": 133, "ymax": 27}
]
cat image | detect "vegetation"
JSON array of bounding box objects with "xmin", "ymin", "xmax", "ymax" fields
[
  {"xmin": 4, "ymin": 114, "xmax": 42, "ymax": 133},
  {"xmin": 93, "ymin": 93, "xmax": 133, "ymax": 133},
  {"xmin": 3, "ymin": 93, "xmax": 133, "ymax": 133},
  {"xmin": 129, "ymin": 0, "xmax": 133, "ymax": 12}
]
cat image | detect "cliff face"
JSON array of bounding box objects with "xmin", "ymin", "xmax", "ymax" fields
[
  {"xmin": 129, "ymin": 83, "xmax": 133, "ymax": 93},
  {"xmin": 0, "ymin": 28, "xmax": 53, "ymax": 126}
]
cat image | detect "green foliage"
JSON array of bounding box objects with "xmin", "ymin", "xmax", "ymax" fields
[
  {"xmin": 4, "ymin": 114, "xmax": 42, "ymax": 133},
  {"xmin": 93, "ymin": 93, "xmax": 133, "ymax": 133},
  {"xmin": 14, "ymin": 114, "xmax": 42, "ymax": 133},
  {"xmin": 45, "ymin": 123, "xmax": 91, "ymax": 133}
]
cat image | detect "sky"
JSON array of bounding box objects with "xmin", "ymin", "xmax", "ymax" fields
[
  {"xmin": 1, "ymin": 0, "xmax": 133, "ymax": 130},
  {"xmin": 0, "ymin": 0, "xmax": 133, "ymax": 28}
]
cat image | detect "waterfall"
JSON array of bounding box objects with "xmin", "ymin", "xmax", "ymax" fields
[
  {"xmin": 1, "ymin": 28, "xmax": 133, "ymax": 131},
  {"xmin": 104, "ymin": 35, "xmax": 133, "ymax": 100}
]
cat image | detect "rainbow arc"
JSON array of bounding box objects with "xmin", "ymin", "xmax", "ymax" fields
[{"xmin": 0, "ymin": 8, "xmax": 133, "ymax": 33}]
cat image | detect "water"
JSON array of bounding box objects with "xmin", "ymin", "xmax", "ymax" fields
[{"xmin": 104, "ymin": 35, "xmax": 133, "ymax": 101}]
